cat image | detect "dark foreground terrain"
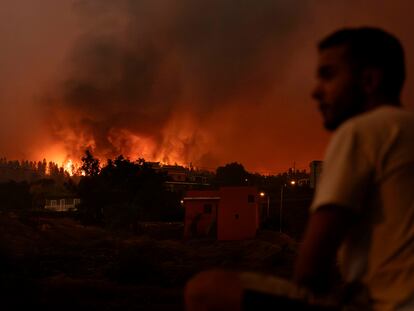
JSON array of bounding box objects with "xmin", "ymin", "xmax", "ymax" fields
[{"xmin": 0, "ymin": 211, "xmax": 298, "ymax": 310}]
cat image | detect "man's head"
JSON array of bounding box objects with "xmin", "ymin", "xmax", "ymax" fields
[{"xmin": 312, "ymin": 27, "xmax": 405, "ymax": 131}]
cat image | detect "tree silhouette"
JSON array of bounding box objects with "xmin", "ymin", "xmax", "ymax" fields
[
  {"xmin": 81, "ymin": 150, "xmax": 100, "ymax": 176},
  {"xmin": 77, "ymin": 155, "xmax": 180, "ymax": 228},
  {"xmin": 215, "ymin": 162, "xmax": 251, "ymax": 186}
]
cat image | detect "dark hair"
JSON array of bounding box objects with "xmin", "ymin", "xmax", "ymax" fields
[{"xmin": 319, "ymin": 27, "xmax": 405, "ymax": 101}]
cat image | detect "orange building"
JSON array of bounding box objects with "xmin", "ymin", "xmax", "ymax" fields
[{"xmin": 183, "ymin": 187, "xmax": 259, "ymax": 240}]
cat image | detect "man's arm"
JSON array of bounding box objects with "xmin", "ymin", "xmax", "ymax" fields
[{"xmin": 293, "ymin": 205, "xmax": 354, "ymax": 294}]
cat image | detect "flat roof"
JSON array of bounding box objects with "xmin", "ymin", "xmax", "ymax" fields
[{"xmin": 183, "ymin": 197, "xmax": 221, "ymax": 200}]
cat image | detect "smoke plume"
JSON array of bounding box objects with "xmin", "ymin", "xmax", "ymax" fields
[{"xmin": 45, "ymin": 0, "xmax": 309, "ymax": 167}]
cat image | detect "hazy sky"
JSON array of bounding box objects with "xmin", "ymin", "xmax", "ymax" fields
[{"xmin": 1, "ymin": 0, "xmax": 413, "ymax": 174}]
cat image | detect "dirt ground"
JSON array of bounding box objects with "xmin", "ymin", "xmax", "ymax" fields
[{"xmin": 0, "ymin": 211, "xmax": 298, "ymax": 310}]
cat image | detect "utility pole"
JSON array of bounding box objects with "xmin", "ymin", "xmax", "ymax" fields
[
  {"xmin": 280, "ymin": 185, "xmax": 284, "ymax": 233},
  {"xmin": 267, "ymin": 195, "xmax": 270, "ymax": 218}
]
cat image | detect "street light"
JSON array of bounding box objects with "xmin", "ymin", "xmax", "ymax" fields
[
  {"xmin": 280, "ymin": 181, "xmax": 296, "ymax": 233},
  {"xmin": 259, "ymin": 192, "xmax": 270, "ymax": 219}
]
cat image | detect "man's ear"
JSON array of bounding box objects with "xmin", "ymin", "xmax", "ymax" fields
[{"xmin": 361, "ymin": 67, "xmax": 383, "ymax": 95}]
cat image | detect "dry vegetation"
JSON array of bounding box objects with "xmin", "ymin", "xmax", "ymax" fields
[{"xmin": 0, "ymin": 211, "xmax": 298, "ymax": 310}]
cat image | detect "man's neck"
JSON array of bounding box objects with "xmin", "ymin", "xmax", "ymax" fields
[{"xmin": 364, "ymin": 97, "xmax": 400, "ymax": 111}]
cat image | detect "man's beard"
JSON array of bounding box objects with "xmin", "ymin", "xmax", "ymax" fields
[{"xmin": 323, "ymin": 86, "xmax": 366, "ymax": 131}]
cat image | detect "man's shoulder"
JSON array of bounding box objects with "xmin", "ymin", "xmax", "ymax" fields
[
  {"xmin": 339, "ymin": 105, "xmax": 414, "ymax": 134},
  {"xmin": 328, "ymin": 105, "xmax": 414, "ymax": 158}
]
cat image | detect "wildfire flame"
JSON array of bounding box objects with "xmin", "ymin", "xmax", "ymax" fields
[
  {"xmin": 38, "ymin": 116, "xmax": 199, "ymax": 176},
  {"xmin": 63, "ymin": 159, "xmax": 75, "ymax": 176}
]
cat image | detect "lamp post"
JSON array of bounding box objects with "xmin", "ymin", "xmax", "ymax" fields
[
  {"xmin": 259, "ymin": 192, "xmax": 270, "ymax": 219},
  {"xmin": 280, "ymin": 180, "xmax": 296, "ymax": 233},
  {"xmin": 279, "ymin": 185, "xmax": 284, "ymax": 233}
]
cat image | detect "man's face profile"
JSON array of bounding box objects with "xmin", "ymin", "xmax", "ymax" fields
[{"xmin": 312, "ymin": 45, "xmax": 365, "ymax": 131}]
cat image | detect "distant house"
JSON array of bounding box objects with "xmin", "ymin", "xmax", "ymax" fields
[
  {"xmin": 45, "ymin": 198, "xmax": 80, "ymax": 212},
  {"xmin": 183, "ymin": 187, "xmax": 259, "ymax": 240},
  {"xmin": 162, "ymin": 164, "xmax": 188, "ymax": 182},
  {"xmin": 147, "ymin": 163, "xmax": 211, "ymax": 192},
  {"xmin": 297, "ymin": 177, "xmax": 310, "ymax": 186}
]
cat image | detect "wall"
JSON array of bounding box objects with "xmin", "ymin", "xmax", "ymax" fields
[
  {"xmin": 217, "ymin": 187, "xmax": 258, "ymax": 240},
  {"xmin": 184, "ymin": 190, "xmax": 219, "ymax": 239}
]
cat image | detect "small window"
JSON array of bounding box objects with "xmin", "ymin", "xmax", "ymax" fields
[
  {"xmin": 248, "ymin": 195, "xmax": 255, "ymax": 203},
  {"xmin": 235, "ymin": 214, "xmax": 239, "ymax": 219},
  {"xmin": 204, "ymin": 204, "xmax": 212, "ymax": 214}
]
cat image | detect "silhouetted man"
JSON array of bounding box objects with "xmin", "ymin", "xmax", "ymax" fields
[{"xmin": 185, "ymin": 27, "xmax": 414, "ymax": 311}]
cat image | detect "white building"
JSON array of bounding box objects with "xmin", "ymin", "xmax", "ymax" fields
[{"xmin": 45, "ymin": 198, "xmax": 80, "ymax": 212}]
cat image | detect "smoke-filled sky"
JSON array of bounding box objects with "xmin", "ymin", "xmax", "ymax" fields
[{"xmin": 1, "ymin": 0, "xmax": 414, "ymax": 174}]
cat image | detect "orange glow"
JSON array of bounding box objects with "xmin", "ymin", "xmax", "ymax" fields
[
  {"xmin": 63, "ymin": 159, "xmax": 75, "ymax": 176},
  {"xmin": 37, "ymin": 127, "xmax": 190, "ymax": 174},
  {"xmin": 105, "ymin": 125, "xmax": 192, "ymax": 166}
]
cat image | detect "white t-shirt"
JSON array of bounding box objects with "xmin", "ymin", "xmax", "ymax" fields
[{"xmin": 311, "ymin": 105, "xmax": 414, "ymax": 311}]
